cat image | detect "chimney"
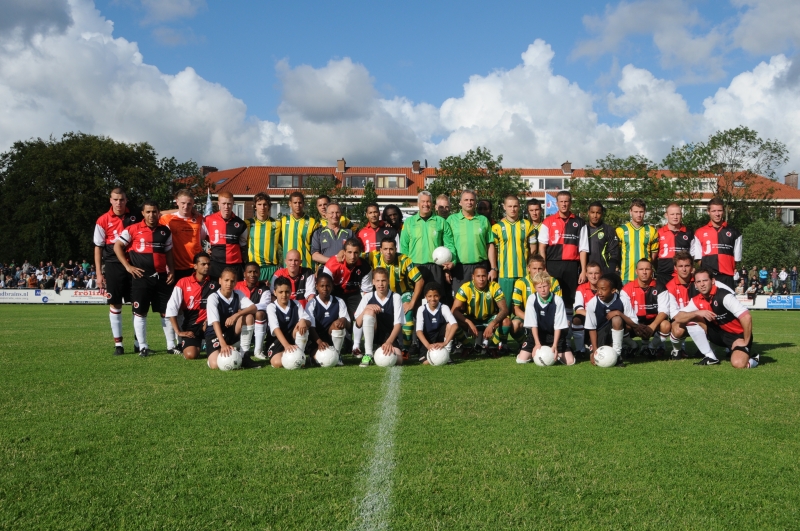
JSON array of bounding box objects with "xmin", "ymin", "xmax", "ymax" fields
[
  {"xmin": 200, "ymin": 166, "xmax": 218, "ymax": 176},
  {"xmin": 412, "ymin": 160, "xmax": 421, "ymax": 173},
  {"xmin": 786, "ymin": 172, "xmax": 799, "ymax": 189},
  {"xmin": 561, "ymin": 161, "xmax": 572, "ymax": 174},
  {"xmin": 337, "ymin": 158, "xmax": 346, "ymax": 172}
]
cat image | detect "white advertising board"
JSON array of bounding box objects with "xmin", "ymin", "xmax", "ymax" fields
[{"xmin": 0, "ymin": 289, "xmax": 108, "ymax": 304}]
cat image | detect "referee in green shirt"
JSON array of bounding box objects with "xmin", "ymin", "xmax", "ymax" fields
[
  {"xmin": 400, "ymin": 191, "xmax": 455, "ymax": 304},
  {"xmin": 447, "ymin": 190, "xmax": 493, "ymax": 294}
]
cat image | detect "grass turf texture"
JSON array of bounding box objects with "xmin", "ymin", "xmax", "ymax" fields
[{"xmin": 0, "ymin": 307, "xmax": 797, "ymax": 530}]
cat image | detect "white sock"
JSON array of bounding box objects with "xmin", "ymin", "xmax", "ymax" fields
[
  {"xmin": 134, "ymin": 315, "xmax": 148, "ymax": 349},
  {"xmin": 353, "ymin": 324, "xmax": 363, "ymax": 351},
  {"xmin": 161, "ymin": 317, "xmax": 175, "ymax": 349},
  {"xmin": 362, "ymin": 315, "xmax": 376, "ymax": 355},
  {"xmin": 295, "ymin": 330, "xmax": 309, "ymax": 353},
  {"xmin": 572, "ymin": 327, "xmax": 585, "ymax": 352},
  {"xmin": 612, "ymin": 328, "xmax": 624, "ymax": 356},
  {"xmin": 253, "ymin": 320, "xmax": 267, "ymax": 356},
  {"xmin": 687, "ymin": 324, "xmax": 716, "ymax": 359},
  {"xmin": 240, "ymin": 325, "xmax": 254, "ymax": 351},
  {"xmin": 331, "ymin": 329, "xmax": 346, "ymax": 353},
  {"xmin": 444, "ymin": 340, "xmax": 454, "ymax": 354},
  {"xmin": 670, "ymin": 333, "xmax": 682, "ymax": 352},
  {"xmin": 748, "ymin": 358, "xmax": 759, "ymax": 368},
  {"xmin": 110, "ymin": 308, "xmax": 123, "ymax": 344},
  {"xmin": 133, "ymin": 314, "xmax": 140, "ymax": 350}
]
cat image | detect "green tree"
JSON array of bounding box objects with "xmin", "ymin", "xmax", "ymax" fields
[
  {"xmin": 0, "ymin": 132, "xmax": 199, "ymax": 263},
  {"xmin": 347, "ymin": 181, "xmax": 378, "ymax": 225},
  {"xmin": 299, "ymin": 176, "xmax": 355, "ymax": 221},
  {"xmin": 741, "ymin": 219, "xmax": 800, "ymax": 270},
  {"xmin": 425, "ymin": 147, "xmax": 528, "ymax": 220}
]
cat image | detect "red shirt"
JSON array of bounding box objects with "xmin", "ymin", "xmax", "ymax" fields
[{"xmin": 118, "ymin": 221, "xmax": 172, "ymax": 275}]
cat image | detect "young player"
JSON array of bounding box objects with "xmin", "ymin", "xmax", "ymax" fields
[
  {"xmin": 113, "ymin": 201, "xmax": 174, "ymax": 357},
  {"xmin": 517, "ymin": 271, "xmax": 571, "ymax": 364},
  {"xmin": 205, "ymin": 267, "xmax": 260, "ymax": 370},
  {"xmin": 165, "ymin": 252, "xmax": 218, "ymax": 360},
  {"xmin": 245, "ymin": 193, "xmax": 282, "ymax": 282},
  {"xmin": 204, "ymin": 191, "xmax": 248, "ymax": 281},
  {"xmin": 511, "ymin": 255, "xmax": 563, "ymax": 353},
  {"xmin": 665, "ymin": 251, "xmax": 696, "ymax": 360},
  {"xmin": 571, "ymin": 262, "xmax": 604, "ymax": 357},
  {"xmin": 94, "ymin": 188, "xmax": 143, "ymax": 355},
  {"xmin": 265, "ymin": 276, "xmax": 312, "ymax": 369},
  {"xmin": 621, "ymin": 259, "xmax": 671, "ymax": 357},
  {"xmin": 616, "ymin": 199, "xmax": 659, "ymax": 285},
  {"xmin": 451, "ymin": 265, "xmax": 509, "ymax": 357},
  {"xmin": 358, "ymin": 203, "xmax": 398, "ymax": 253},
  {"xmin": 354, "ymin": 268, "xmax": 404, "ymax": 367},
  {"xmin": 585, "ymin": 274, "xmax": 640, "ymax": 367},
  {"xmin": 415, "ymin": 282, "xmax": 459, "ymax": 364},
  {"xmin": 674, "ymin": 268, "xmax": 755, "ymax": 368},
  {"xmin": 235, "ymin": 262, "xmax": 272, "ymax": 359},
  {"xmin": 270, "ymin": 250, "xmax": 316, "ymax": 308},
  {"xmin": 307, "ymin": 273, "xmax": 350, "ymax": 363}
]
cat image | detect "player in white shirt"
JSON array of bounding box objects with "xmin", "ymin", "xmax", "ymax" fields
[
  {"xmin": 415, "ymin": 282, "xmax": 459, "ymax": 364},
  {"xmin": 307, "ymin": 273, "xmax": 351, "ymax": 364},
  {"xmin": 517, "ymin": 271, "xmax": 570, "ymax": 364},
  {"xmin": 354, "ymin": 268, "xmax": 404, "ymax": 367},
  {"xmin": 205, "ymin": 268, "xmax": 259, "ymax": 370},
  {"xmin": 584, "ymin": 274, "xmax": 641, "ymax": 367},
  {"xmin": 266, "ymin": 276, "xmax": 311, "ymax": 368}
]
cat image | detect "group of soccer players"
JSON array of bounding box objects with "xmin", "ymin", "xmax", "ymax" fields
[{"xmin": 94, "ymin": 186, "xmax": 757, "ymax": 370}]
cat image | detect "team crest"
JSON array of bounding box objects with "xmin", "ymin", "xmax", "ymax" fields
[
  {"xmin": 682, "ymin": 234, "xmax": 688, "ymax": 240},
  {"xmin": 130, "ymin": 216, "xmax": 136, "ymax": 221},
  {"xmin": 651, "ymin": 289, "xmax": 657, "ymax": 296},
  {"xmin": 598, "ymin": 232, "xmax": 605, "ymax": 239},
  {"xmin": 234, "ymin": 222, "xmax": 240, "ymax": 228},
  {"xmin": 726, "ymin": 231, "xmax": 731, "ymax": 237},
  {"xmin": 573, "ymin": 222, "xmax": 579, "ymax": 227},
  {"xmin": 133, "ymin": 302, "xmax": 139, "ymax": 308},
  {"xmin": 713, "ymin": 300, "xmax": 718, "ymax": 307}
]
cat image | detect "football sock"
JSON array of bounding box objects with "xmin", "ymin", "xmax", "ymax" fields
[
  {"xmin": 572, "ymin": 327, "xmax": 585, "ymax": 352},
  {"xmin": 133, "ymin": 315, "xmax": 148, "ymax": 350},
  {"xmin": 110, "ymin": 307, "xmax": 123, "ymax": 345},
  {"xmin": 295, "ymin": 330, "xmax": 309, "ymax": 353},
  {"xmin": 133, "ymin": 314, "xmax": 140, "ymax": 350},
  {"xmin": 686, "ymin": 324, "xmax": 716, "ymax": 359},
  {"xmin": 362, "ymin": 315, "xmax": 376, "ymax": 356},
  {"xmin": 670, "ymin": 333, "xmax": 682, "ymax": 352},
  {"xmin": 659, "ymin": 331, "xmax": 669, "ymax": 346},
  {"xmin": 353, "ymin": 325, "xmax": 363, "ymax": 351},
  {"xmin": 253, "ymin": 320, "xmax": 267, "ymax": 357},
  {"xmin": 240, "ymin": 325, "xmax": 254, "ymax": 352},
  {"xmin": 331, "ymin": 329, "xmax": 346, "ymax": 353},
  {"xmin": 612, "ymin": 329, "xmax": 624, "ymax": 356},
  {"xmin": 160, "ymin": 316, "xmax": 175, "ymax": 349},
  {"xmin": 402, "ymin": 314, "xmax": 414, "ymax": 350}
]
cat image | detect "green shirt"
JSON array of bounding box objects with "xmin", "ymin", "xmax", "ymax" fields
[
  {"xmin": 447, "ymin": 212, "xmax": 492, "ymax": 265},
  {"xmin": 400, "ymin": 213, "xmax": 455, "ymax": 265}
]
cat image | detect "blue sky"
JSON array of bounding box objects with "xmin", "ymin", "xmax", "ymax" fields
[{"xmin": 2, "ymin": 0, "xmax": 799, "ymax": 172}]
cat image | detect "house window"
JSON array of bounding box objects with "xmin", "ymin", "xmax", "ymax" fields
[
  {"xmin": 346, "ymin": 175, "xmax": 374, "ymax": 188},
  {"xmin": 376, "ymin": 175, "xmax": 404, "ymax": 189},
  {"xmin": 425, "ymin": 177, "xmax": 436, "ymax": 187},
  {"xmin": 233, "ymin": 202, "xmax": 245, "ymax": 219},
  {"xmin": 269, "ymin": 175, "xmax": 301, "ymax": 188},
  {"xmin": 543, "ymin": 178, "xmax": 564, "ymax": 190}
]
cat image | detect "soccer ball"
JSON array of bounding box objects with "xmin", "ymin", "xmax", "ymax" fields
[
  {"xmin": 315, "ymin": 346, "xmax": 339, "ymax": 368},
  {"xmin": 427, "ymin": 346, "xmax": 450, "ymax": 366},
  {"xmin": 533, "ymin": 345, "xmax": 557, "ymax": 367},
  {"xmin": 374, "ymin": 347, "xmax": 397, "ymax": 367},
  {"xmin": 281, "ymin": 349, "xmax": 306, "ymax": 370},
  {"xmin": 594, "ymin": 345, "xmax": 618, "ymax": 368},
  {"xmin": 217, "ymin": 348, "xmax": 243, "ymax": 371},
  {"xmin": 432, "ymin": 246, "xmax": 453, "ymax": 266}
]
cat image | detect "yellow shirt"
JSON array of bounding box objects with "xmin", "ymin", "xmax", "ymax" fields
[
  {"xmin": 616, "ymin": 222, "xmax": 658, "ymax": 282},
  {"xmin": 455, "ymin": 281, "xmax": 505, "ymax": 321}
]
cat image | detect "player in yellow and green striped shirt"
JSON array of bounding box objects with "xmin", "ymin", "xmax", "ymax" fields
[
  {"xmin": 366, "ymin": 237, "xmax": 424, "ymax": 354},
  {"xmin": 489, "ymin": 196, "xmax": 538, "ymax": 303},
  {"xmin": 281, "ymin": 191, "xmax": 319, "ymax": 269},
  {"xmin": 615, "ymin": 199, "xmax": 659, "ymax": 284},
  {"xmin": 452, "ymin": 265, "xmax": 510, "ymax": 355},
  {"xmin": 246, "ymin": 193, "xmax": 282, "ymax": 281}
]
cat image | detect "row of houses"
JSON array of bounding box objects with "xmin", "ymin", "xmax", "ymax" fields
[{"xmin": 201, "ymin": 158, "xmax": 800, "ymax": 224}]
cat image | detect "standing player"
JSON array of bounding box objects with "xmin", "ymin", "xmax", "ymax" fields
[
  {"xmin": 307, "ymin": 273, "xmax": 350, "ymax": 362},
  {"xmin": 245, "ymin": 193, "xmax": 282, "ymax": 282},
  {"xmin": 656, "ymin": 202, "xmax": 696, "ymax": 285},
  {"xmin": 282, "ymin": 192, "xmax": 319, "ymax": 269},
  {"xmin": 270, "ymin": 250, "xmax": 316, "ymax": 308},
  {"xmin": 586, "ymin": 201, "xmax": 620, "ymax": 276},
  {"xmin": 235, "ymin": 262, "xmax": 272, "ymax": 359},
  {"xmin": 366, "ymin": 237, "xmax": 424, "ymax": 357},
  {"xmin": 358, "ymin": 203, "xmax": 398, "ymax": 253},
  {"xmin": 489, "ymin": 195, "xmax": 537, "ymax": 310},
  {"xmin": 621, "ymin": 259, "xmax": 671, "ymax": 357},
  {"xmin": 571, "ymin": 262, "xmax": 604, "ymax": 357},
  {"xmin": 265, "ymin": 276, "xmax": 311, "ymax": 369},
  {"xmin": 517, "ymin": 271, "xmax": 571, "ymax": 365},
  {"xmin": 165, "ymin": 252, "xmax": 217, "ymax": 360},
  {"xmin": 94, "ymin": 188, "xmax": 143, "ymax": 355},
  {"xmin": 693, "ymin": 197, "xmax": 742, "ymax": 290},
  {"xmin": 526, "ymin": 198, "xmax": 543, "ymax": 237},
  {"xmin": 451, "ymin": 265, "xmax": 509, "ymax": 357},
  {"xmin": 675, "ymin": 268, "xmax": 755, "ymax": 368},
  {"xmin": 415, "ymin": 282, "xmax": 459, "ymax": 364},
  {"xmin": 447, "ymin": 190, "xmax": 493, "ymax": 294},
  {"xmin": 205, "ymin": 191, "xmax": 248, "ymax": 281},
  {"xmin": 585, "ymin": 274, "xmax": 640, "ymax": 366},
  {"xmin": 205, "ymin": 267, "xmax": 260, "ymax": 370},
  {"xmin": 616, "ymin": 199, "xmax": 659, "ymax": 285},
  {"xmin": 113, "ymin": 201, "xmax": 174, "ymax": 357},
  {"xmin": 354, "ymin": 268, "xmax": 404, "ymax": 367},
  {"xmin": 664, "ymin": 251, "xmax": 696, "ymax": 360}
]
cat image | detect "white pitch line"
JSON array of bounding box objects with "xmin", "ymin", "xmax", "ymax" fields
[{"xmin": 350, "ymin": 366, "xmax": 402, "ymax": 531}]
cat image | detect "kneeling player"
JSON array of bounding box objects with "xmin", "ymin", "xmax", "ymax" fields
[
  {"xmin": 165, "ymin": 252, "xmax": 217, "ymax": 360},
  {"xmin": 235, "ymin": 262, "xmax": 272, "ymax": 359},
  {"xmin": 517, "ymin": 271, "xmax": 570, "ymax": 364},
  {"xmin": 355, "ymin": 268, "xmax": 404, "ymax": 367},
  {"xmin": 206, "ymin": 267, "xmax": 259, "ymax": 370},
  {"xmin": 585, "ymin": 274, "xmax": 641, "ymax": 366},
  {"xmin": 307, "ymin": 273, "xmax": 350, "ymax": 363},
  {"xmin": 511, "ymin": 255, "xmax": 563, "ymax": 347},
  {"xmin": 664, "ymin": 251, "xmax": 695, "ymax": 359},
  {"xmin": 571, "ymin": 262, "xmax": 603, "ymax": 357},
  {"xmin": 674, "ymin": 268, "xmax": 755, "ymax": 368},
  {"xmin": 415, "ymin": 282, "xmax": 458, "ymax": 364},
  {"xmin": 266, "ymin": 277, "xmax": 311, "ymax": 368},
  {"xmin": 452, "ymin": 265, "xmax": 509, "ymax": 357},
  {"xmin": 621, "ymin": 259, "xmax": 671, "ymax": 357}
]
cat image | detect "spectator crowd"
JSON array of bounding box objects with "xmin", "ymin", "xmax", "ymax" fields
[
  {"xmin": 738, "ymin": 265, "xmax": 798, "ymax": 299},
  {"xmin": 0, "ymin": 259, "xmax": 99, "ymax": 292}
]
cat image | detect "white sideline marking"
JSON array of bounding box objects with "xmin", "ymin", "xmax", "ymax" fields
[{"xmin": 350, "ymin": 366, "xmax": 402, "ymax": 531}]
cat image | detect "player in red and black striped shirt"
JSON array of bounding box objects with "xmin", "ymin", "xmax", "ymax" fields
[
  {"xmin": 621, "ymin": 259, "xmax": 671, "ymax": 357},
  {"xmin": 204, "ymin": 191, "xmax": 248, "ymax": 281},
  {"xmin": 692, "ymin": 197, "xmax": 742, "ymax": 290},
  {"xmin": 656, "ymin": 203, "xmax": 697, "ymax": 285},
  {"xmin": 165, "ymin": 252, "xmax": 218, "ymax": 360},
  {"xmin": 664, "ymin": 251, "xmax": 696, "ymax": 360}
]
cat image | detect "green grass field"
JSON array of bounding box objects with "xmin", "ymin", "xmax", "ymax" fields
[{"xmin": 1, "ymin": 306, "xmax": 798, "ymax": 530}]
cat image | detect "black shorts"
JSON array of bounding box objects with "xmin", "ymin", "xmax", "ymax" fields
[
  {"xmin": 206, "ymin": 329, "xmax": 238, "ymax": 353},
  {"xmin": 131, "ymin": 273, "xmax": 172, "ymax": 315},
  {"xmin": 586, "ymin": 323, "xmax": 616, "ymax": 348},
  {"xmin": 521, "ymin": 329, "xmax": 568, "ymax": 353},
  {"xmin": 713, "ymin": 273, "xmax": 735, "ymax": 291},
  {"xmin": 266, "ymin": 337, "xmax": 307, "ymax": 358},
  {"xmin": 546, "ymin": 260, "xmax": 580, "ymax": 309},
  {"xmin": 706, "ymin": 327, "xmax": 753, "ymax": 354},
  {"xmin": 179, "ymin": 322, "xmax": 205, "ymax": 350},
  {"xmin": 210, "ymin": 261, "xmax": 243, "ymax": 282},
  {"xmin": 416, "ymin": 263, "xmax": 452, "ymax": 305},
  {"xmin": 174, "ymin": 268, "xmax": 195, "ymax": 281},
  {"xmin": 340, "ymin": 291, "xmax": 363, "ymax": 320},
  {"xmin": 104, "ymin": 262, "xmax": 132, "ymax": 305}
]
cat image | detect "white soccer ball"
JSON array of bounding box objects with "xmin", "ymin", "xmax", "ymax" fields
[
  {"xmin": 217, "ymin": 348, "xmax": 243, "ymax": 371},
  {"xmin": 374, "ymin": 346, "xmax": 397, "ymax": 367},
  {"xmin": 427, "ymin": 346, "xmax": 450, "ymax": 366},
  {"xmin": 432, "ymin": 246, "xmax": 453, "ymax": 266},
  {"xmin": 533, "ymin": 345, "xmax": 557, "ymax": 367},
  {"xmin": 594, "ymin": 345, "xmax": 618, "ymax": 368},
  {"xmin": 315, "ymin": 346, "xmax": 339, "ymax": 368},
  {"xmin": 281, "ymin": 349, "xmax": 306, "ymax": 370}
]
